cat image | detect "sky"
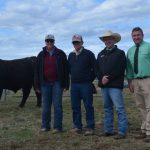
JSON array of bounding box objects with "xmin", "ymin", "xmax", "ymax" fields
[{"xmin": 0, "ymin": 0, "xmax": 150, "ymax": 60}]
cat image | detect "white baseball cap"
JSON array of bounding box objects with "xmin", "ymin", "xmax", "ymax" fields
[
  {"xmin": 45, "ymin": 34, "xmax": 55, "ymax": 40},
  {"xmin": 72, "ymin": 34, "xmax": 83, "ymax": 42}
]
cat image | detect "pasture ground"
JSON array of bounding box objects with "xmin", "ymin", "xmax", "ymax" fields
[{"xmin": 0, "ymin": 88, "xmax": 150, "ymax": 150}]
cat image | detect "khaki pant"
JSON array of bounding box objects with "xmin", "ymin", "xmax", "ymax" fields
[{"xmin": 132, "ymin": 78, "xmax": 150, "ymax": 135}]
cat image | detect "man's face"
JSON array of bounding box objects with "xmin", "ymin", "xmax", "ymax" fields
[
  {"xmin": 132, "ymin": 30, "xmax": 143, "ymax": 45},
  {"xmin": 72, "ymin": 41, "xmax": 83, "ymax": 51},
  {"xmin": 103, "ymin": 36, "xmax": 115, "ymax": 48},
  {"xmin": 45, "ymin": 39, "xmax": 55, "ymax": 49}
]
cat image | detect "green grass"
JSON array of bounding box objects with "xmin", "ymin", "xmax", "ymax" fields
[{"xmin": 0, "ymin": 88, "xmax": 150, "ymax": 150}]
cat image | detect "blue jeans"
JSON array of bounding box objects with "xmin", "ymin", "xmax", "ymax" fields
[
  {"xmin": 71, "ymin": 82, "xmax": 95, "ymax": 129},
  {"xmin": 41, "ymin": 81, "xmax": 63, "ymax": 130},
  {"xmin": 101, "ymin": 88, "xmax": 128, "ymax": 135}
]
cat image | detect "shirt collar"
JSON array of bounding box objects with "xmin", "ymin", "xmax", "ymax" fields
[
  {"xmin": 134, "ymin": 41, "xmax": 144, "ymax": 47},
  {"xmin": 46, "ymin": 47, "xmax": 56, "ymax": 56},
  {"xmin": 106, "ymin": 45, "xmax": 115, "ymax": 51},
  {"xmin": 73, "ymin": 47, "xmax": 83, "ymax": 55}
]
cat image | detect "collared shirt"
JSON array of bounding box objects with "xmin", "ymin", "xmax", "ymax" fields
[
  {"xmin": 46, "ymin": 47, "xmax": 55, "ymax": 56},
  {"xmin": 73, "ymin": 47, "xmax": 83, "ymax": 55},
  {"xmin": 106, "ymin": 45, "xmax": 115, "ymax": 51},
  {"xmin": 126, "ymin": 41, "xmax": 150, "ymax": 79}
]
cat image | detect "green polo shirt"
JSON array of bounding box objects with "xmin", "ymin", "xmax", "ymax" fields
[{"xmin": 126, "ymin": 41, "xmax": 150, "ymax": 79}]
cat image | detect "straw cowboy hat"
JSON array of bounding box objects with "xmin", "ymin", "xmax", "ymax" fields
[{"xmin": 99, "ymin": 30, "xmax": 121, "ymax": 43}]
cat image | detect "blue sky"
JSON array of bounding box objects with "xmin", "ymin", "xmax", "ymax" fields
[{"xmin": 0, "ymin": 0, "xmax": 150, "ymax": 60}]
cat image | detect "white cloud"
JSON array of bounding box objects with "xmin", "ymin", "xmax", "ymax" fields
[{"xmin": 0, "ymin": 0, "xmax": 149, "ymax": 59}]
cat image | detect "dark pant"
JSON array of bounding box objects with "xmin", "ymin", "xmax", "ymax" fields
[
  {"xmin": 101, "ymin": 88, "xmax": 128, "ymax": 135},
  {"xmin": 41, "ymin": 81, "xmax": 63, "ymax": 130},
  {"xmin": 71, "ymin": 82, "xmax": 95, "ymax": 129}
]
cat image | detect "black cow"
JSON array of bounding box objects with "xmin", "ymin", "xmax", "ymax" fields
[{"xmin": 0, "ymin": 57, "xmax": 41, "ymax": 107}]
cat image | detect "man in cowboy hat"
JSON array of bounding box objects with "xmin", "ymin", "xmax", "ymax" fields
[{"xmin": 96, "ymin": 30, "xmax": 128, "ymax": 139}]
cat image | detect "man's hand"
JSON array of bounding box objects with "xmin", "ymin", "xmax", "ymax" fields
[
  {"xmin": 36, "ymin": 89, "xmax": 41, "ymax": 94},
  {"xmin": 102, "ymin": 75, "xmax": 109, "ymax": 85},
  {"xmin": 63, "ymin": 89, "xmax": 69, "ymax": 96},
  {"xmin": 63, "ymin": 89, "xmax": 68, "ymax": 92},
  {"xmin": 128, "ymin": 80, "xmax": 134, "ymax": 93}
]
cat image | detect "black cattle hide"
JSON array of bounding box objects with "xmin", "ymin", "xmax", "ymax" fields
[{"xmin": 0, "ymin": 57, "xmax": 41, "ymax": 107}]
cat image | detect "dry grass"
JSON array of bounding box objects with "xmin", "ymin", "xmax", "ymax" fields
[{"xmin": 0, "ymin": 88, "xmax": 150, "ymax": 150}]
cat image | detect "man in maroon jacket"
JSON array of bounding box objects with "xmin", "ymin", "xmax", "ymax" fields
[{"xmin": 34, "ymin": 34, "xmax": 69, "ymax": 133}]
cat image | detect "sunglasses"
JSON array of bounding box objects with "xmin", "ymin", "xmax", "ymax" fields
[
  {"xmin": 72, "ymin": 41, "xmax": 81, "ymax": 45},
  {"xmin": 45, "ymin": 39, "xmax": 54, "ymax": 43}
]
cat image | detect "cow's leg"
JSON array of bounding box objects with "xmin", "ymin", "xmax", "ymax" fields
[
  {"xmin": 35, "ymin": 91, "xmax": 41, "ymax": 107},
  {"xmin": 19, "ymin": 88, "xmax": 31, "ymax": 107},
  {"xmin": 0, "ymin": 89, "xmax": 3, "ymax": 100}
]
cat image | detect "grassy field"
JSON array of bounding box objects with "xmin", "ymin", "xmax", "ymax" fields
[{"xmin": 0, "ymin": 88, "xmax": 150, "ymax": 150}]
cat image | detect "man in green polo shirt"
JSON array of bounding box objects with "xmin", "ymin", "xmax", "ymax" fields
[{"xmin": 126, "ymin": 27, "xmax": 150, "ymax": 142}]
